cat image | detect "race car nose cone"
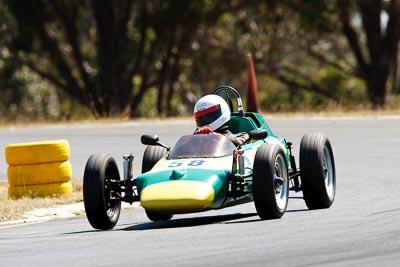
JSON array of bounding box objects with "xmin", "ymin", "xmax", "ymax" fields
[{"xmin": 140, "ymin": 180, "xmax": 214, "ymax": 213}]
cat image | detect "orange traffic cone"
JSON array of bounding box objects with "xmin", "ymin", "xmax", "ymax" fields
[{"xmin": 246, "ymin": 53, "xmax": 260, "ymax": 112}]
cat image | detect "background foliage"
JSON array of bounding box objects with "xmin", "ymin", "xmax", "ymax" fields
[{"xmin": 0, "ymin": 0, "xmax": 399, "ymax": 122}]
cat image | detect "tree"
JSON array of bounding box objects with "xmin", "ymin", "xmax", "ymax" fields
[
  {"xmin": 337, "ymin": 0, "xmax": 400, "ymax": 106},
  {"xmin": 275, "ymin": 0, "xmax": 400, "ymax": 107},
  {"xmin": 2, "ymin": 0, "xmax": 141, "ymax": 117},
  {"xmin": 195, "ymin": 1, "xmax": 344, "ymax": 108},
  {"xmin": 0, "ymin": 0, "xmax": 232, "ymax": 118},
  {"xmin": 2, "ymin": 0, "xmax": 399, "ymax": 119}
]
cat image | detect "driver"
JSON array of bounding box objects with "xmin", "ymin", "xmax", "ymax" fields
[{"xmin": 194, "ymin": 94, "xmax": 249, "ymax": 146}]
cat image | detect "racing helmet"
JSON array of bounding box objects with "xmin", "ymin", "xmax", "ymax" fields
[{"xmin": 194, "ymin": 94, "xmax": 230, "ymax": 131}]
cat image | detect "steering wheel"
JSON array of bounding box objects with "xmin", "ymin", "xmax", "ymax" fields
[{"xmin": 212, "ymin": 86, "xmax": 244, "ymax": 117}]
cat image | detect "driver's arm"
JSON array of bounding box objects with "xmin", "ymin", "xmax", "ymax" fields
[{"xmin": 227, "ymin": 132, "xmax": 249, "ymax": 146}]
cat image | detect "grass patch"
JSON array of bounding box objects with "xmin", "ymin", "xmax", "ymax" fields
[{"xmin": 0, "ymin": 180, "xmax": 83, "ymax": 222}]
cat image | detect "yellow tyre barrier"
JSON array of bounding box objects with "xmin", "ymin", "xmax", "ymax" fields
[
  {"xmin": 7, "ymin": 161, "xmax": 72, "ymax": 186},
  {"xmin": 5, "ymin": 140, "xmax": 70, "ymax": 166},
  {"xmin": 8, "ymin": 181, "xmax": 73, "ymax": 199}
]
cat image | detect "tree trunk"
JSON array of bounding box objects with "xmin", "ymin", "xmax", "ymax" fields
[
  {"xmin": 366, "ymin": 66, "xmax": 390, "ymax": 107},
  {"xmin": 391, "ymin": 34, "xmax": 400, "ymax": 95},
  {"xmin": 338, "ymin": 0, "xmax": 400, "ymax": 107}
]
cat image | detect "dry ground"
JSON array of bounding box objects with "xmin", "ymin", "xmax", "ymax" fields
[{"xmin": 0, "ymin": 181, "xmax": 83, "ymax": 222}]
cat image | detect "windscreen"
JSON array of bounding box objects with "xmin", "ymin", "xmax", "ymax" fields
[{"xmin": 169, "ymin": 134, "xmax": 236, "ymax": 159}]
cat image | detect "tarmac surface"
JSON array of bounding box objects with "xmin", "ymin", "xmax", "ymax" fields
[{"xmin": 1, "ymin": 116, "xmax": 400, "ymax": 266}]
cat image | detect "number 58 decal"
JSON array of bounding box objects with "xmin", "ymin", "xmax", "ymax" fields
[{"xmin": 167, "ymin": 160, "xmax": 205, "ymax": 168}]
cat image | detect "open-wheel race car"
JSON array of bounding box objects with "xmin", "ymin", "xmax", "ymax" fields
[{"xmin": 83, "ymin": 86, "xmax": 336, "ymax": 230}]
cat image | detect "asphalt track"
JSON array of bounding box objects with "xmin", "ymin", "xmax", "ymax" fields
[{"xmin": 1, "ymin": 116, "xmax": 400, "ymax": 266}]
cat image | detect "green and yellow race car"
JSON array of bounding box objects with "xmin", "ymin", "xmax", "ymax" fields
[{"xmin": 83, "ymin": 86, "xmax": 336, "ymax": 230}]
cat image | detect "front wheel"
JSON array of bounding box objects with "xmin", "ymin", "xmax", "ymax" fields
[
  {"xmin": 300, "ymin": 133, "xmax": 336, "ymax": 209},
  {"xmin": 83, "ymin": 154, "xmax": 121, "ymax": 230},
  {"xmin": 253, "ymin": 143, "xmax": 289, "ymax": 220},
  {"xmin": 142, "ymin": 146, "xmax": 168, "ymax": 173}
]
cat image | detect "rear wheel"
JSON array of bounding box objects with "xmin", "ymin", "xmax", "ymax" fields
[
  {"xmin": 300, "ymin": 133, "xmax": 336, "ymax": 209},
  {"xmin": 253, "ymin": 143, "xmax": 289, "ymax": 220},
  {"xmin": 83, "ymin": 154, "xmax": 121, "ymax": 230},
  {"xmin": 141, "ymin": 146, "xmax": 173, "ymax": 221}
]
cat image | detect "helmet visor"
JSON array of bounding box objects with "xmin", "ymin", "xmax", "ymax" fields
[{"xmin": 195, "ymin": 104, "xmax": 222, "ymax": 127}]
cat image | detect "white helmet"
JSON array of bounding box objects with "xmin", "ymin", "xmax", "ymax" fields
[{"xmin": 194, "ymin": 95, "xmax": 230, "ymax": 131}]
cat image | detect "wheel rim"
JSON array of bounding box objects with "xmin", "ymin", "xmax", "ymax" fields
[
  {"xmin": 274, "ymin": 154, "xmax": 288, "ymax": 210},
  {"xmin": 323, "ymin": 146, "xmax": 335, "ymax": 200},
  {"xmin": 104, "ymin": 173, "xmax": 119, "ymax": 218}
]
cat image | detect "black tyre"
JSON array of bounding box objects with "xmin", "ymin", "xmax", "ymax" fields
[
  {"xmin": 300, "ymin": 133, "xmax": 336, "ymax": 209},
  {"xmin": 142, "ymin": 146, "xmax": 168, "ymax": 173},
  {"xmin": 145, "ymin": 210, "xmax": 174, "ymax": 222},
  {"xmin": 83, "ymin": 154, "xmax": 121, "ymax": 230},
  {"xmin": 253, "ymin": 143, "xmax": 289, "ymax": 220},
  {"xmin": 141, "ymin": 146, "xmax": 172, "ymax": 221}
]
